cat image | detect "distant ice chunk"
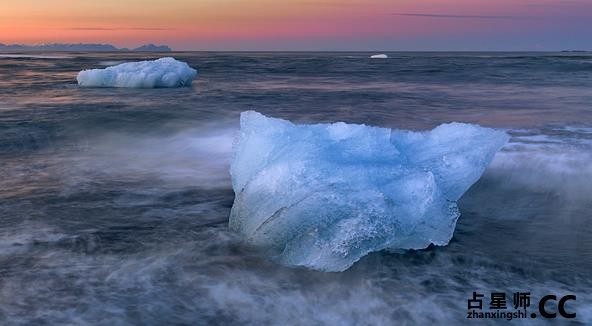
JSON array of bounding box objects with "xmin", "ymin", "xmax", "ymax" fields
[
  {"xmin": 370, "ymin": 54, "xmax": 388, "ymax": 59},
  {"xmin": 77, "ymin": 57, "xmax": 197, "ymax": 88},
  {"xmin": 230, "ymin": 111, "xmax": 509, "ymax": 272}
]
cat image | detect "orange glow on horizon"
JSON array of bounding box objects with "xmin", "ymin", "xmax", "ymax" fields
[{"xmin": 1, "ymin": 0, "xmax": 590, "ymax": 50}]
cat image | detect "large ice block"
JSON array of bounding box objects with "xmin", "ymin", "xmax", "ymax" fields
[
  {"xmin": 229, "ymin": 111, "xmax": 508, "ymax": 271},
  {"xmin": 77, "ymin": 57, "xmax": 197, "ymax": 88}
]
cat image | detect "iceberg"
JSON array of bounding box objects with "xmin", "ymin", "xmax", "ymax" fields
[
  {"xmin": 229, "ymin": 111, "xmax": 509, "ymax": 272},
  {"xmin": 77, "ymin": 57, "xmax": 197, "ymax": 88},
  {"xmin": 370, "ymin": 54, "xmax": 388, "ymax": 59}
]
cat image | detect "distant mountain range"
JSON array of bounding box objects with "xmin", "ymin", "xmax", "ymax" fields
[
  {"xmin": 0, "ymin": 43, "xmax": 172, "ymax": 52},
  {"xmin": 132, "ymin": 44, "xmax": 172, "ymax": 52}
]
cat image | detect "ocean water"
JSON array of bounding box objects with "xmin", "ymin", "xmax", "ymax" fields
[{"xmin": 0, "ymin": 52, "xmax": 591, "ymax": 325}]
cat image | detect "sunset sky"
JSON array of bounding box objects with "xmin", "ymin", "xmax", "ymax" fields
[{"xmin": 1, "ymin": 0, "xmax": 591, "ymax": 50}]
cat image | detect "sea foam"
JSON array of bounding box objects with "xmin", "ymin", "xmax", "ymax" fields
[
  {"xmin": 77, "ymin": 57, "xmax": 197, "ymax": 88},
  {"xmin": 229, "ymin": 111, "xmax": 508, "ymax": 271}
]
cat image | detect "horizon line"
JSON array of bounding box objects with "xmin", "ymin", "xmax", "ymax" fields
[
  {"xmin": 1, "ymin": 50, "xmax": 590, "ymax": 53},
  {"xmin": 1, "ymin": 42, "xmax": 590, "ymax": 53}
]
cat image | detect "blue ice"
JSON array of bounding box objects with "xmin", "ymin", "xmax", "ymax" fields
[
  {"xmin": 77, "ymin": 57, "xmax": 197, "ymax": 88},
  {"xmin": 229, "ymin": 111, "xmax": 509, "ymax": 271}
]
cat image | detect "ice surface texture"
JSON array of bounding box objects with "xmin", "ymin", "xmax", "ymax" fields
[
  {"xmin": 77, "ymin": 57, "xmax": 197, "ymax": 88},
  {"xmin": 229, "ymin": 112, "xmax": 509, "ymax": 272}
]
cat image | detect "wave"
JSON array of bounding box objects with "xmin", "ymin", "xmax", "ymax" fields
[
  {"xmin": 4, "ymin": 120, "xmax": 589, "ymax": 199},
  {"xmin": 62, "ymin": 126, "xmax": 236, "ymax": 190},
  {"xmin": 1, "ymin": 121, "xmax": 591, "ymax": 324},
  {"xmin": 489, "ymin": 128, "xmax": 592, "ymax": 201}
]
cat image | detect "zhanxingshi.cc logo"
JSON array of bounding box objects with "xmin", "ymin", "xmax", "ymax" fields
[{"xmin": 467, "ymin": 292, "xmax": 577, "ymax": 321}]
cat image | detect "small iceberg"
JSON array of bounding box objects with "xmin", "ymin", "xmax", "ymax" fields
[
  {"xmin": 77, "ymin": 57, "xmax": 197, "ymax": 88},
  {"xmin": 229, "ymin": 111, "xmax": 508, "ymax": 272},
  {"xmin": 370, "ymin": 54, "xmax": 388, "ymax": 59}
]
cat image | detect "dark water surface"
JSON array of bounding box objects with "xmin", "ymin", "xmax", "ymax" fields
[{"xmin": 0, "ymin": 52, "xmax": 591, "ymax": 325}]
